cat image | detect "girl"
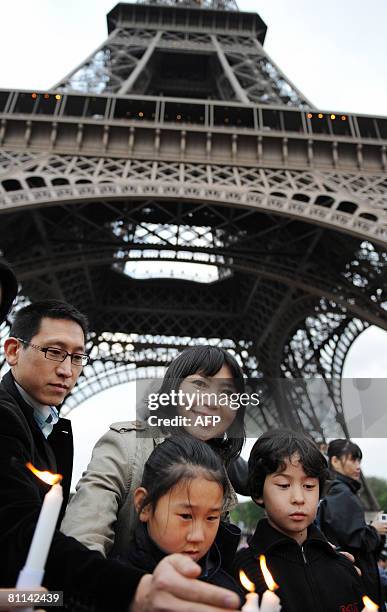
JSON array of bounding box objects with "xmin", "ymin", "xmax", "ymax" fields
[
  {"xmin": 125, "ymin": 435, "xmax": 244, "ymax": 603},
  {"xmin": 318, "ymin": 439, "xmax": 387, "ymax": 608},
  {"xmin": 61, "ymin": 346, "xmax": 248, "ymax": 558}
]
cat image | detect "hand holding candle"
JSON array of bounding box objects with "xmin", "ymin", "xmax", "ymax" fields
[{"xmin": 16, "ymin": 464, "xmax": 63, "ymax": 612}]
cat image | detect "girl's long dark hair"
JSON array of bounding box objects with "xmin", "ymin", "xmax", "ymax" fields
[
  {"xmin": 156, "ymin": 345, "xmax": 246, "ymax": 464},
  {"xmin": 327, "ymin": 439, "xmax": 362, "ymax": 468},
  {"xmin": 138, "ymin": 436, "xmax": 231, "ymax": 513}
]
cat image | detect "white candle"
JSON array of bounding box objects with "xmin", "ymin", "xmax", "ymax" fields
[
  {"xmin": 241, "ymin": 591, "xmax": 260, "ymax": 611},
  {"xmin": 16, "ymin": 482, "xmax": 62, "ymax": 595},
  {"xmin": 257, "ymin": 555, "xmax": 281, "ymax": 611},
  {"xmin": 260, "ymin": 589, "xmax": 281, "ymax": 612}
]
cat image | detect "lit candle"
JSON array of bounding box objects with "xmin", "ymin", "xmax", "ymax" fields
[
  {"xmin": 259, "ymin": 555, "xmax": 281, "ymax": 612},
  {"xmin": 240, "ymin": 570, "xmax": 260, "ymax": 611},
  {"xmin": 16, "ymin": 463, "xmax": 63, "ymax": 611},
  {"xmin": 361, "ymin": 595, "xmax": 378, "ymax": 611}
]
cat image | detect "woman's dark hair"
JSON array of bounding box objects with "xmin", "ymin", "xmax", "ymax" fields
[
  {"xmin": 156, "ymin": 346, "xmax": 246, "ymax": 464},
  {"xmin": 327, "ymin": 439, "xmax": 362, "ymax": 468},
  {"xmin": 138, "ymin": 435, "xmax": 231, "ymax": 514},
  {"xmin": 248, "ymin": 429, "xmax": 329, "ymax": 502}
]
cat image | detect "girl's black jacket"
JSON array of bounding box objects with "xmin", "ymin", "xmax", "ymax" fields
[
  {"xmin": 318, "ymin": 472, "xmax": 383, "ymax": 608},
  {"xmin": 122, "ymin": 520, "xmax": 245, "ymax": 606},
  {"xmin": 233, "ymin": 519, "xmax": 363, "ymax": 612}
]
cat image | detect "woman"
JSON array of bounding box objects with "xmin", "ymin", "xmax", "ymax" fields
[
  {"xmin": 61, "ymin": 345, "xmax": 248, "ymax": 559},
  {"xmin": 318, "ymin": 439, "xmax": 387, "ymax": 608}
]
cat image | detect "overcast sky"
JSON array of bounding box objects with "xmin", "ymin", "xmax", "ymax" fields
[
  {"xmin": 1, "ymin": 0, "xmax": 387, "ymax": 115},
  {"xmin": 1, "ymin": 0, "xmax": 386, "ymax": 487}
]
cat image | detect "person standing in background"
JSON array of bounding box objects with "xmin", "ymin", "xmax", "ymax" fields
[
  {"xmin": 0, "ymin": 259, "xmax": 17, "ymax": 324},
  {"xmin": 318, "ymin": 439, "xmax": 387, "ymax": 608}
]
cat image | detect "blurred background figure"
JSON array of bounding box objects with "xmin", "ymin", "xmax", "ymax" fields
[
  {"xmin": 377, "ymin": 551, "xmax": 387, "ymax": 606},
  {"xmin": 0, "ymin": 260, "xmax": 17, "ymax": 324},
  {"xmin": 318, "ymin": 439, "xmax": 387, "ymax": 609}
]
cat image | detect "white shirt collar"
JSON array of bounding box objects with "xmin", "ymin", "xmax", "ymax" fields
[{"xmin": 14, "ymin": 380, "xmax": 59, "ymax": 438}]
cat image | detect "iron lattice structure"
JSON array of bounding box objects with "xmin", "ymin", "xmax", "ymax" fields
[{"xmin": 0, "ymin": 1, "xmax": 386, "ymax": 493}]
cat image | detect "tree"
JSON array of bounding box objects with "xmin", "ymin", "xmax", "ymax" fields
[
  {"xmin": 367, "ymin": 477, "xmax": 387, "ymax": 512},
  {"xmin": 230, "ymin": 501, "xmax": 264, "ymax": 532}
]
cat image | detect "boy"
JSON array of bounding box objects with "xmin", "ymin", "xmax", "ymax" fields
[{"xmin": 234, "ymin": 430, "xmax": 364, "ymax": 612}]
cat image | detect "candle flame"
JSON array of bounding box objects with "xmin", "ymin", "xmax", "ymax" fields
[
  {"xmin": 259, "ymin": 555, "xmax": 279, "ymax": 591},
  {"xmin": 26, "ymin": 462, "xmax": 62, "ymax": 485},
  {"xmin": 239, "ymin": 570, "xmax": 255, "ymax": 593},
  {"xmin": 362, "ymin": 596, "xmax": 378, "ymax": 610}
]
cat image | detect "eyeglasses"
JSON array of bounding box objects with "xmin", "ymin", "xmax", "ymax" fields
[{"xmin": 17, "ymin": 339, "xmax": 89, "ymax": 367}]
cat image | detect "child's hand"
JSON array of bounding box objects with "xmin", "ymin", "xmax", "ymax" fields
[
  {"xmin": 338, "ymin": 551, "xmax": 362, "ymax": 576},
  {"xmin": 327, "ymin": 542, "xmax": 362, "ymax": 576},
  {"xmin": 131, "ymin": 553, "xmax": 240, "ymax": 611},
  {"xmin": 372, "ymin": 520, "xmax": 387, "ymax": 535}
]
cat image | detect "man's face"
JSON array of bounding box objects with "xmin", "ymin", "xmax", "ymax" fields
[{"xmin": 6, "ymin": 317, "xmax": 85, "ymax": 406}]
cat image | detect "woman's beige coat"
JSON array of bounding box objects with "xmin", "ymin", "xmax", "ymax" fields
[{"xmin": 61, "ymin": 420, "xmax": 238, "ymax": 559}]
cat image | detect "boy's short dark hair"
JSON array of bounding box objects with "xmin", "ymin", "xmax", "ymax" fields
[
  {"xmin": 248, "ymin": 429, "xmax": 329, "ymax": 502},
  {"xmin": 10, "ymin": 300, "xmax": 89, "ymax": 343}
]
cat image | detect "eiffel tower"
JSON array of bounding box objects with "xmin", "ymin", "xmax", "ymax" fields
[{"xmin": 0, "ymin": 1, "xmax": 386, "ymax": 469}]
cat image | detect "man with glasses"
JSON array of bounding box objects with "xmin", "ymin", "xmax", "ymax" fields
[
  {"xmin": 2, "ymin": 300, "xmax": 89, "ymax": 516},
  {"xmin": 0, "ymin": 299, "xmax": 240, "ymax": 612}
]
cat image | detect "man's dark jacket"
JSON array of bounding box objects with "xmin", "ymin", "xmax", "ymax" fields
[
  {"xmin": 0, "ymin": 371, "xmax": 144, "ymax": 611},
  {"xmin": 318, "ymin": 472, "xmax": 383, "ymax": 608},
  {"xmin": 233, "ymin": 519, "xmax": 363, "ymax": 612}
]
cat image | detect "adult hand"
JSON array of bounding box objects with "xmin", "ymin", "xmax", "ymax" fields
[
  {"xmin": 131, "ymin": 553, "xmax": 240, "ymax": 612},
  {"xmin": 372, "ymin": 520, "xmax": 387, "ymax": 536}
]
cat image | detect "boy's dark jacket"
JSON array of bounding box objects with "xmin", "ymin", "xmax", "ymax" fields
[
  {"xmin": 0, "ymin": 371, "xmax": 144, "ymax": 611},
  {"xmin": 318, "ymin": 472, "xmax": 383, "ymax": 608},
  {"xmin": 234, "ymin": 518, "xmax": 363, "ymax": 612},
  {"xmin": 123, "ymin": 520, "xmax": 245, "ymax": 605}
]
